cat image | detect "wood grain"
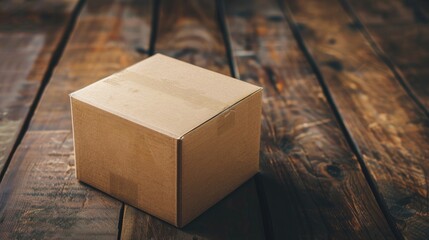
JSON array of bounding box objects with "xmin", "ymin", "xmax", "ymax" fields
[
  {"xmin": 225, "ymin": 0, "xmax": 395, "ymax": 239},
  {"xmin": 0, "ymin": 131, "xmax": 120, "ymax": 239},
  {"xmin": 120, "ymin": 0, "xmax": 265, "ymax": 239},
  {"xmin": 0, "ymin": 0, "xmax": 77, "ymax": 177},
  {"xmin": 284, "ymin": 0, "xmax": 429, "ymax": 239},
  {"xmin": 0, "ymin": 0, "xmax": 152, "ymax": 238},
  {"xmin": 344, "ymin": 0, "xmax": 429, "ymax": 111}
]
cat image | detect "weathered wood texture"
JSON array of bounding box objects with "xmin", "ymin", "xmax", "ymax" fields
[
  {"xmin": 284, "ymin": 0, "xmax": 429, "ymax": 239},
  {"xmin": 225, "ymin": 0, "xmax": 394, "ymax": 239},
  {"xmin": 0, "ymin": 0, "xmax": 77, "ymax": 176},
  {"xmin": 345, "ymin": 0, "xmax": 429, "ymax": 111},
  {"xmin": 0, "ymin": 0, "xmax": 152, "ymax": 238},
  {"xmin": 121, "ymin": 0, "xmax": 265, "ymax": 239}
]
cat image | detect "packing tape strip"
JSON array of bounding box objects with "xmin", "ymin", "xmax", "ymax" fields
[{"xmin": 217, "ymin": 109, "xmax": 236, "ymax": 135}]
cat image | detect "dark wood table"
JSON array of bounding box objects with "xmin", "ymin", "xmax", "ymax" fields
[{"xmin": 0, "ymin": 0, "xmax": 428, "ymax": 239}]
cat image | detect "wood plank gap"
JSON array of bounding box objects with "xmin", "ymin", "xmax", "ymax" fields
[
  {"xmin": 217, "ymin": 1, "xmax": 272, "ymax": 238},
  {"xmin": 117, "ymin": 203, "xmax": 125, "ymax": 240},
  {"xmin": 148, "ymin": 0, "xmax": 160, "ymax": 56},
  {"xmin": 0, "ymin": 0, "xmax": 85, "ymax": 184},
  {"xmin": 216, "ymin": 0, "xmax": 239, "ymax": 79},
  {"xmin": 338, "ymin": 0, "xmax": 429, "ymax": 118},
  {"xmin": 278, "ymin": 1, "xmax": 404, "ymax": 239},
  {"xmin": 254, "ymin": 174, "xmax": 274, "ymax": 240}
]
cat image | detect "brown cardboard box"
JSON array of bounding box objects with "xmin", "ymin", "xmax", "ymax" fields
[{"xmin": 70, "ymin": 54, "xmax": 262, "ymax": 227}]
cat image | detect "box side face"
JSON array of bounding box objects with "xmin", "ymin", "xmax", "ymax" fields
[
  {"xmin": 71, "ymin": 97, "xmax": 177, "ymax": 225},
  {"xmin": 180, "ymin": 90, "xmax": 262, "ymax": 226}
]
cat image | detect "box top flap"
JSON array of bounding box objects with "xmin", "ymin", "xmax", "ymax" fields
[{"xmin": 70, "ymin": 54, "xmax": 261, "ymax": 139}]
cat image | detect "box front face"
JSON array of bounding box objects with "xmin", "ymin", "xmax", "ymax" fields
[
  {"xmin": 180, "ymin": 91, "xmax": 262, "ymax": 226},
  {"xmin": 71, "ymin": 98, "xmax": 177, "ymax": 225}
]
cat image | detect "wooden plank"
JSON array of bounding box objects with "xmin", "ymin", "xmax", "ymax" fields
[
  {"xmin": 225, "ymin": 0, "xmax": 395, "ymax": 239},
  {"xmin": 0, "ymin": 0, "xmax": 152, "ymax": 238},
  {"xmin": 0, "ymin": 131, "xmax": 121, "ymax": 239},
  {"xmin": 284, "ymin": 0, "xmax": 429, "ymax": 239},
  {"xmin": 0, "ymin": 0, "xmax": 78, "ymax": 177},
  {"xmin": 120, "ymin": 0, "xmax": 265, "ymax": 239},
  {"xmin": 343, "ymin": 0, "xmax": 429, "ymax": 111}
]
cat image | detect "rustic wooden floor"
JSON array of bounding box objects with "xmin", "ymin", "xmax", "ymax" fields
[{"xmin": 0, "ymin": 0, "xmax": 428, "ymax": 239}]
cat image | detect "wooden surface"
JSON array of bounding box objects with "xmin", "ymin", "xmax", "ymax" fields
[
  {"xmin": 345, "ymin": 0, "xmax": 429, "ymax": 112},
  {"xmin": 226, "ymin": 0, "xmax": 394, "ymax": 238},
  {"xmin": 0, "ymin": 0, "xmax": 77, "ymax": 177},
  {"xmin": 0, "ymin": 0, "xmax": 428, "ymax": 239},
  {"xmin": 284, "ymin": 0, "xmax": 429, "ymax": 239}
]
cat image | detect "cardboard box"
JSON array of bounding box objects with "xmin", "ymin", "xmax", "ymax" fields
[{"xmin": 70, "ymin": 54, "xmax": 262, "ymax": 227}]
